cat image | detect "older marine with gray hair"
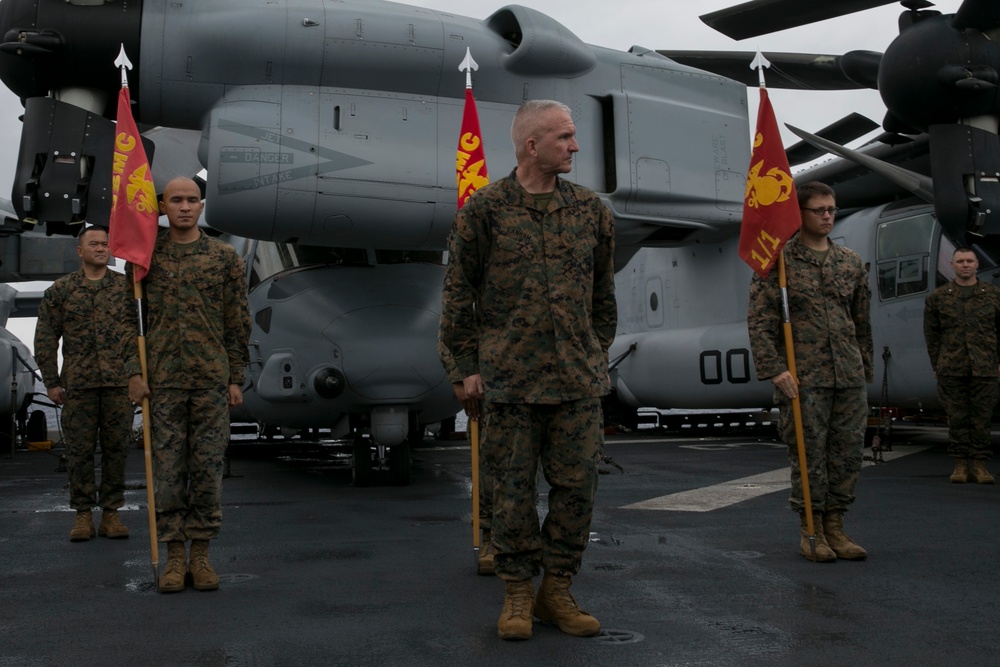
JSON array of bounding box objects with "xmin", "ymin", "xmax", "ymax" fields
[{"xmin": 439, "ymin": 99, "xmax": 617, "ymax": 640}]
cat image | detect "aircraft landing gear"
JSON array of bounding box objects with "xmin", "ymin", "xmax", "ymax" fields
[
  {"xmin": 350, "ymin": 438, "xmax": 411, "ymax": 487},
  {"xmin": 352, "ymin": 437, "xmax": 374, "ymax": 487},
  {"xmin": 350, "ymin": 407, "xmax": 415, "ymax": 486},
  {"xmin": 388, "ymin": 444, "xmax": 411, "ymax": 486}
]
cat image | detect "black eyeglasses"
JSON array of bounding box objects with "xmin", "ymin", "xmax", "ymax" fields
[{"xmin": 801, "ymin": 206, "xmax": 838, "ymax": 216}]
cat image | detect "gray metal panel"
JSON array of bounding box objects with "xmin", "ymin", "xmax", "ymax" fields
[{"xmin": 621, "ymin": 63, "xmax": 748, "ymax": 225}]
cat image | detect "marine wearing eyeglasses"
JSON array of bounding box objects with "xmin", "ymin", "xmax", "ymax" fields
[{"xmin": 747, "ymin": 180, "xmax": 874, "ymax": 563}]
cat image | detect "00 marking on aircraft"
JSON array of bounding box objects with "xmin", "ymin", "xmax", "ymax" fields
[{"xmin": 621, "ymin": 445, "xmax": 932, "ymax": 512}]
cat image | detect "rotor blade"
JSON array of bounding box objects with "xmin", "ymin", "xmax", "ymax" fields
[
  {"xmin": 660, "ymin": 51, "xmax": 867, "ymax": 89},
  {"xmin": 786, "ymin": 123, "xmax": 935, "ymax": 204},
  {"xmin": 700, "ymin": 0, "xmax": 901, "ymax": 40},
  {"xmin": 786, "ymin": 113, "xmax": 881, "ymax": 166},
  {"xmin": 952, "ymin": 0, "xmax": 1000, "ymax": 32},
  {"xmin": 870, "ymin": 132, "xmax": 915, "ymax": 146}
]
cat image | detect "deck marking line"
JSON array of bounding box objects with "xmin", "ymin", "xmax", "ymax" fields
[{"xmin": 621, "ymin": 444, "xmax": 933, "ymax": 512}]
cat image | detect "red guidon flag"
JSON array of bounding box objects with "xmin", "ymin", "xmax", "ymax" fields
[
  {"xmin": 456, "ymin": 87, "xmax": 489, "ymax": 208},
  {"xmin": 738, "ymin": 87, "xmax": 801, "ymax": 277},
  {"xmin": 108, "ymin": 86, "xmax": 159, "ymax": 282}
]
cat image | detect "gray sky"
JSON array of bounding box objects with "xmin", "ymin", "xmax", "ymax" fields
[{"xmin": 0, "ymin": 0, "xmax": 966, "ymax": 348}]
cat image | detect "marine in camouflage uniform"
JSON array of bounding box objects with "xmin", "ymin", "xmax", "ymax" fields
[
  {"xmin": 35, "ymin": 227, "xmax": 134, "ymax": 542},
  {"xmin": 923, "ymin": 247, "xmax": 1000, "ymax": 484},
  {"xmin": 125, "ymin": 178, "xmax": 251, "ymax": 593},
  {"xmin": 439, "ymin": 100, "xmax": 616, "ymax": 639},
  {"xmin": 748, "ymin": 182, "xmax": 873, "ymax": 562}
]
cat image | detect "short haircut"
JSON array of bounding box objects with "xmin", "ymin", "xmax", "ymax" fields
[
  {"xmin": 78, "ymin": 226, "xmax": 108, "ymax": 246},
  {"xmin": 511, "ymin": 100, "xmax": 572, "ymax": 160},
  {"xmin": 952, "ymin": 246, "xmax": 976, "ymax": 257},
  {"xmin": 796, "ymin": 181, "xmax": 835, "ymax": 208}
]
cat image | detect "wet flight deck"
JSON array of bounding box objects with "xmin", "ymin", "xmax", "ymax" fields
[{"xmin": 1, "ymin": 422, "xmax": 997, "ymax": 666}]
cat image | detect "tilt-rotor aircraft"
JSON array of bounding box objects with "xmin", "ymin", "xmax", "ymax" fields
[
  {"xmin": 0, "ymin": 0, "xmax": 751, "ymax": 482},
  {"xmin": 608, "ymin": 0, "xmax": 1000, "ymax": 430},
  {"xmin": 0, "ymin": 0, "xmax": 990, "ymax": 480}
]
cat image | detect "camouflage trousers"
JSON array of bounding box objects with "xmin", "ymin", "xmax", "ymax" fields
[
  {"xmin": 937, "ymin": 375, "xmax": 998, "ymax": 460},
  {"xmin": 483, "ymin": 398, "xmax": 601, "ymax": 581},
  {"xmin": 62, "ymin": 387, "xmax": 133, "ymax": 511},
  {"xmin": 777, "ymin": 385, "xmax": 867, "ymax": 514},
  {"xmin": 150, "ymin": 387, "xmax": 230, "ymax": 542},
  {"xmin": 470, "ymin": 413, "xmax": 494, "ymax": 531}
]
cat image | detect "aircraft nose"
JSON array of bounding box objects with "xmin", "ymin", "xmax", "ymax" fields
[
  {"xmin": 0, "ymin": 0, "xmax": 141, "ymax": 109},
  {"xmin": 333, "ymin": 305, "xmax": 445, "ymax": 401}
]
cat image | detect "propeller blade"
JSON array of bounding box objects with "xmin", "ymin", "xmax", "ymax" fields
[
  {"xmin": 786, "ymin": 123, "xmax": 935, "ymax": 204},
  {"xmin": 700, "ymin": 0, "xmax": 902, "ymax": 40},
  {"xmin": 786, "ymin": 113, "xmax": 881, "ymax": 165},
  {"xmin": 871, "ymin": 131, "xmax": 915, "ymax": 146},
  {"xmin": 952, "ymin": 0, "xmax": 1000, "ymax": 32},
  {"xmin": 659, "ymin": 51, "xmax": 869, "ymax": 90}
]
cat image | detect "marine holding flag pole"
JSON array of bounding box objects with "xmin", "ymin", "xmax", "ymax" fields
[
  {"xmin": 108, "ymin": 44, "xmax": 161, "ymax": 584},
  {"xmin": 456, "ymin": 47, "xmax": 489, "ymax": 553},
  {"xmin": 739, "ymin": 51, "xmax": 818, "ymax": 560}
]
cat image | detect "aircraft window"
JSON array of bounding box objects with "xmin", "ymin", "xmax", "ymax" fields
[
  {"xmin": 375, "ymin": 250, "xmax": 444, "ymax": 265},
  {"xmin": 877, "ymin": 254, "xmax": 928, "ymax": 300},
  {"xmin": 877, "ymin": 214, "xmax": 935, "ymax": 259},
  {"xmin": 875, "ymin": 214, "xmax": 934, "ymax": 301},
  {"xmin": 251, "ymin": 241, "xmax": 369, "ymax": 287}
]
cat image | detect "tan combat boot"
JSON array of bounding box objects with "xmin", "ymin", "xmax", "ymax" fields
[
  {"xmin": 823, "ymin": 511, "xmax": 867, "ymax": 560},
  {"xmin": 970, "ymin": 460, "xmax": 995, "ymax": 484},
  {"xmin": 69, "ymin": 510, "xmax": 95, "ymax": 542},
  {"xmin": 799, "ymin": 512, "xmax": 836, "ymax": 562},
  {"xmin": 98, "ymin": 510, "xmax": 129, "ymax": 539},
  {"xmin": 477, "ymin": 530, "xmax": 496, "ymax": 576},
  {"xmin": 497, "ymin": 579, "xmax": 534, "ymax": 640},
  {"xmin": 189, "ymin": 539, "xmax": 220, "ymax": 591},
  {"xmin": 950, "ymin": 459, "xmax": 969, "ymax": 483},
  {"xmin": 534, "ymin": 573, "xmax": 601, "ymax": 637},
  {"xmin": 158, "ymin": 541, "xmax": 187, "ymax": 593}
]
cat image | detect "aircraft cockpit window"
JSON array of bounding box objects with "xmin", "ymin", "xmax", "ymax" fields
[
  {"xmin": 875, "ymin": 213, "xmax": 934, "ymax": 301},
  {"xmin": 250, "ymin": 241, "xmax": 370, "ymax": 290},
  {"xmin": 375, "ymin": 250, "xmax": 444, "ymax": 265}
]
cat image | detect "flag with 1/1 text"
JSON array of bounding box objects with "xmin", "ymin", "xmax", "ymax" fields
[
  {"xmin": 108, "ymin": 85, "xmax": 159, "ymax": 282},
  {"xmin": 738, "ymin": 87, "xmax": 800, "ymax": 278},
  {"xmin": 456, "ymin": 87, "xmax": 489, "ymax": 209}
]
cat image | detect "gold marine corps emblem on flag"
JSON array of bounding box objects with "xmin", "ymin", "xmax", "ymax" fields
[{"xmin": 744, "ymin": 130, "xmax": 795, "ymax": 210}]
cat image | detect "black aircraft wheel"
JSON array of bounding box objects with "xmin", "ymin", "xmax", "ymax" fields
[
  {"xmin": 388, "ymin": 444, "xmax": 411, "ymax": 486},
  {"xmin": 352, "ymin": 439, "xmax": 374, "ymax": 487},
  {"xmin": 437, "ymin": 417, "xmax": 456, "ymax": 441}
]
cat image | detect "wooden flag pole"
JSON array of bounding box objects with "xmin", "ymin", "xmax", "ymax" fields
[
  {"xmin": 470, "ymin": 417, "xmax": 480, "ymax": 551},
  {"xmin": 777, "ymin": 251, "xmax": 817, "ymax": 560},
  {"xmin": 132, "ymin": 278, "xmax": 159, "ymax": 583}
]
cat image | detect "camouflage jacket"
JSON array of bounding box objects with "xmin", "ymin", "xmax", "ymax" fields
[
  {"xmin": 34, "ymin": 268, "xmax": 132, "ymax": 390},
  {"xmin": 923, "ymin": 279, "xmax": 1000, "ymax": 377},
  {"xmin": 438, "ymin": 170, "xmax": 617, "ymax": 404},
  {"xmin": 123, "ymin": 230, "xmax": 251, "ymax": 389},
  {"xmin": 747, "ymin": 234, "xmax": 874, "ymax": 388}
]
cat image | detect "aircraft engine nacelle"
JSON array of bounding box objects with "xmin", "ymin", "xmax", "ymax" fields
[{"xmin": 200, "ymin": 91, "xmax": 456, "ymax": 249}]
